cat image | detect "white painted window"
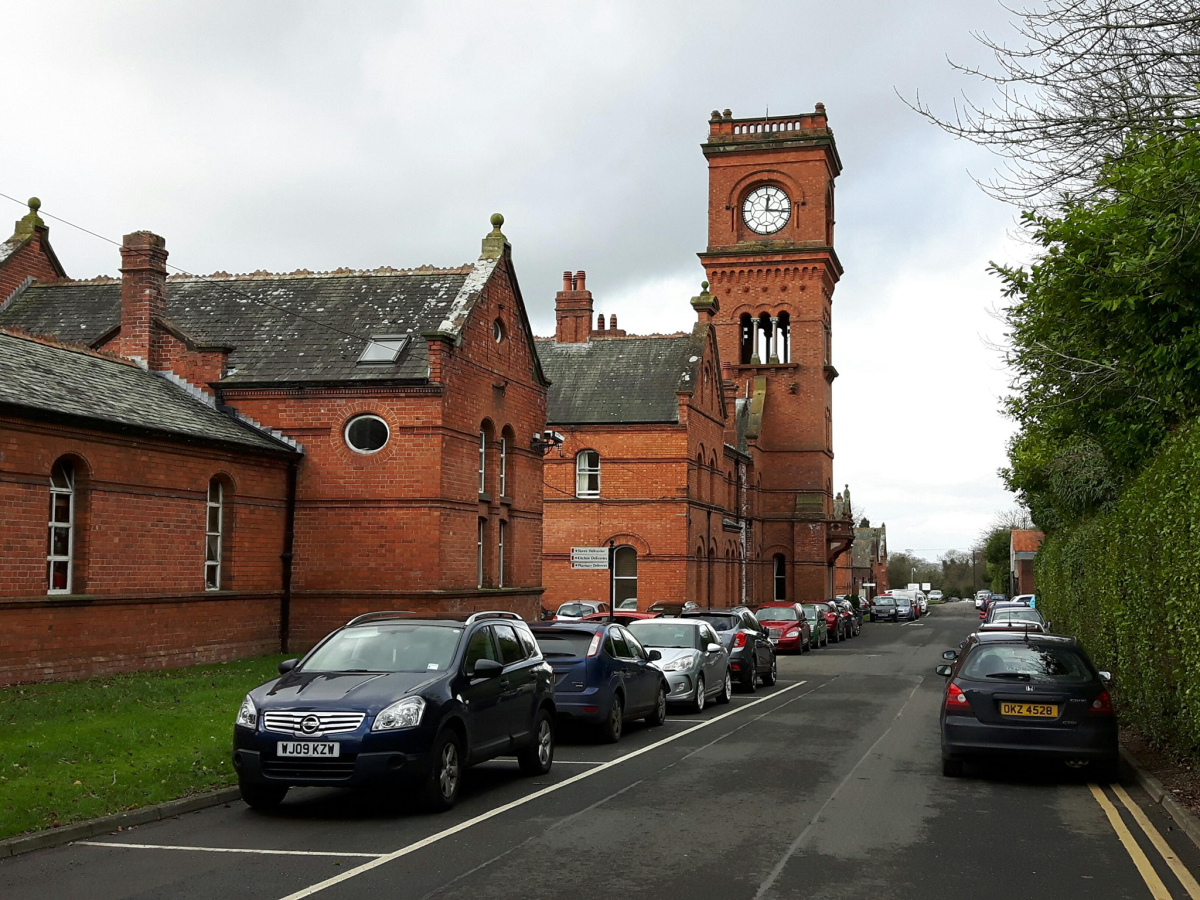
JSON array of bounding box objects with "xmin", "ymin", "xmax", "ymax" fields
[
  {"xmin": 206, "ymin": 479, "xmax": 224, "ymax": 590},
  {"xmin": 499, "ymin": 433, "xmax": 508, "ymax": 497},
  {"xmin": 479, "ymin": 429, "xmax": 488, "ymax": 494},
  {"xmin": 576, "ymin": 450, "xmax": 601, "ymax": 498},
  {"xmin": 773, "ymin": 554, "xmax": 787, "ymax": 602},
  {"xmin": 498, "ymin": 520, "xmax": 506, "ymax": 588},
  {"xmin": 613, "ymin": 546, "xmax": 637, "ymax": 608},
  {"xmin": 477, "ymin": 518, "xmax": 486, "ymax": 588},
  {"xmin": 47, "ymin": 461, "xmax": 75, "ymax": 594}
]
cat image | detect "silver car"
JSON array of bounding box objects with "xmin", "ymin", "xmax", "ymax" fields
[{"xmin": 627, "ymin": 618, "xmax": 731, "ymax": 713}]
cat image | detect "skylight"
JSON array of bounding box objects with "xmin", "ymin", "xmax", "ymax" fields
[{"xmin": 357, "ymin": 335, "xmax": 408, "ymax": 364}]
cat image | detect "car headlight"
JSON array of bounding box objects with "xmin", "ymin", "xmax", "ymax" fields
[
  {"xmin": 236, "ymin": 695, "xmax": 257, "ymax": 729},
  {"xmin": 659, "ymin": 654, "xmax": 698, "ymax": 673},
  {"xmin": 785, "ymin": 629, "xmax": 800, "ymax": 638},
  {"xmin": 372, "ymin": 696, "xmax": 426, "ymax": 731}
]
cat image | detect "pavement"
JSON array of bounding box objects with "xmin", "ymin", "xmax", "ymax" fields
[{"xmin": 3, "ymin": 601, "xmax": 1199, "ymax": 899}]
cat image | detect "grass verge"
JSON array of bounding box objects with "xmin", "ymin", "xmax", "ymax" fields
[{"xmin": 0, "ymin": 655, "xmax": 286, "ymax": 840}]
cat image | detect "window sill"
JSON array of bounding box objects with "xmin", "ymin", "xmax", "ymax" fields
[
  {"xmin": 500, "ymin": 495, "xmax": 513, "ymax": 505},
  {"xmin": 478, "ymin": 492, "xmax": 493, "ymax": 503}
]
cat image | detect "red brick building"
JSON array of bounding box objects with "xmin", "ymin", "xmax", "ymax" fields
[
  {"xmin": 834, "ymin": 520, "xmax": 889, "ymax": 600},
  {"xmin": 1010, "ymin": 529, "xmax": 1044, "ymax": 596},
  {"xmin": 0, "ymin": 204, "xmax": 548, "ymax": 682},
  {"xmin": 539, "ymin": 106, "xmax": 854, "ymax": 612}
]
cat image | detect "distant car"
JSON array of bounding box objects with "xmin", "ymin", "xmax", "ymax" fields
[
  {"xmin": 801, "ymin": 604, "xmax": 831, "ymax": 646},
  {"xmin": 974, "ymin": 591, "xmax": 992, "ymax": 611},
  {"xmin": 929, "ymin": 590, "xmax": 944, "ymax": 603},
  {"xmin": 916, "ymin": 594, "xmax": 929, "ymax": 615},
  {"xmin": 529, "ymin": 621, "xmax": 668, "ymax": 742},
  {"xmin": 232, "ymin": 611, "xmax": 556, "ymax": 812},
  {"xmin": 936, "ymin": 632, "xmax": 1117, "ymax": 781},
  {"xmin": 628, "ymin": 618, "xmax": 730, "ymax": 712},
  {"xmin": 985, "ymin": 606, "xmax": 1049, "ymax": 632},
  {"xmin": 616, "ymin": 597, "xmax": 639, "ymax": 611},
  {"xmin": 834, "ymin": 598, "xmax": 861, "ymax": 636},
  {"xmin": 581, "ymin": 611, "xmax": 662, "ymax": 626},
  {"xmin": 755, "ymin": 602, "xmax": 813, "ymax": 653},
  {"xmin": 681, "ymin": 607, "xmax": 778, "ymax": 691},
  {"xmin": 819, "ymin": 600, "xmax": 849, "ymax": 641},
  {"xmin": 555, "ymin": 601, "xmax": 610, "ymax": 620},
  {"xmin": 1012, "ymin": 594, "xmax": 1036, "ymax": 607},
  {"xmin": 871, "ymin": 596, "xmax": 898, "ymax": 622},
  {"xmin": 893, "ymin": 595, "xmax": 916, "ymax": 621}
]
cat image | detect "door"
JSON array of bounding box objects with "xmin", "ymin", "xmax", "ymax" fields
[
  {"xmin": 617, "ymin": 626, "xmax": 657, "ymax": 714},
  {"xmin": 745, "ymin": 611, "xmax": 772, "ymax": 670},
  {"xmin": 492, "ymin": 623, "xmax": 537, "ymax": 744},
  {"xmin": 460, "ymin": 626, "xmax": 507, "ymax": 760},
  {"xmin": 698, "ymin": 623, "xmax": 724, "ymax": 694}
]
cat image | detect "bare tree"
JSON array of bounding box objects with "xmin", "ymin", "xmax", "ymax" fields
[{"xmin": 908, "ymin": 0, "xmax": 1200, "ymax": 205}]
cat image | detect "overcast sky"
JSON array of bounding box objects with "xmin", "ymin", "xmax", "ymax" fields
[{"xmin": 3, "ymin": 1, "xmax": 1035, "ymax": 562}]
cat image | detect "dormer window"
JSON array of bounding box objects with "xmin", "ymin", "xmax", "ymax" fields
[{"xmin": 357, "ymin": 335, "xmax": 409, "ymax": 364}]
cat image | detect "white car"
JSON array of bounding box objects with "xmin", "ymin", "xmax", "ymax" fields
[
  {"xmin": 554, "ymin": 600, "xmax": 610, "ymax": 620},
  {"xmin": 928, "ymin": 590, "xmax": 943, "ymax": 603}
]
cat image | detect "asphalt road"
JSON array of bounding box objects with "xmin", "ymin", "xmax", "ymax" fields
[{"xmin": 4, "ymin": 602, "xmax": 1199, "ymax": 899}]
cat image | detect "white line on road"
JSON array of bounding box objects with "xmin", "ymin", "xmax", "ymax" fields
[
  {"xmin": 277, "ymin": 680, "xmax": 809, "ymax": 900},
  {"xmin": 77, "ymin": 841, "xmax": 382, "ymax": 858},
  {"xmin": 901, "ymin": 622, "xmax": 925, "ymax": 627}
]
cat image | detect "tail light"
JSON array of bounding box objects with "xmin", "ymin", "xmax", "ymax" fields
[
  {"xmin": 732, "ymin": 632, "xmax": 747, "ymax": 648},
  {"xmin": 587, "ymin": 633, "xmax": 602, "ymax": 657},
  {"xmin": 944, "ymin": 682, "xmax": 974, "ymax": 716},
  {"xmin": 1088, "ymin": 688, "xmax": 1114, "ymax": 716}
]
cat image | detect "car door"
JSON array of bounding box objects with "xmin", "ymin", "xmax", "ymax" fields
[
  {"xmin": 745, "ymin": 611, "xmax": 772, "ymax": 670},
  {"xmin": 617, "ymin": 626, "xmax": 656, "ymax": 714},
  {"xmin": 698, "ymin": 623, "xmax": 724, "ymax": 692},
  {"xmin": 460, "ymin": 626, "xmax": 507, "ymax": 760},
  {"xmin": 492, "ymin": 623, "xmax": 537, "ymax": 745}
]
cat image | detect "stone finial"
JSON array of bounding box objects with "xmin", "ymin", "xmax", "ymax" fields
[
  {"xmin": 690, "ymin": 280, "xmax": 719, "ymax": 318},
  {"xmin": 481, "ymin": 212, "xmax": 508, "ymax": 259},
  {"xmin": 13, "ymin": 197, "xmax": 46, "ymax": 241}
]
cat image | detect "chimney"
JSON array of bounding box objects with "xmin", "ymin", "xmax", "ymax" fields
[
  {"xmin": 595, "ymin": 313, "xmax": 606, "ymax": 333},
  {"xmin": 118, "ymin": 231, "xmax": 168, "ymax": 369},
  {"xmin": 554, "ymin": 267, "xmax": 593, "ymax": 343}
]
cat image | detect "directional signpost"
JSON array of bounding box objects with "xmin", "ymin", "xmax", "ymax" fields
[{"xmin": 571, "ymin": 544, "xmax": 616, "ymax": 621}]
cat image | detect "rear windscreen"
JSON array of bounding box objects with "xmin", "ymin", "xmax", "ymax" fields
[
  {"xmin": 874, "ymin": 598, "xmax": 895, "ymax": 606},
  {"xmin": 687, "ymin": 614, "xmax": 739, "ymax": 631},
  {"xmin": 960, "ymin": 644, "xmax": 1092, "ymax": 683},
  {"xmin": 533, "ymin": 631, "xmax": 595, "ymax": 658},
  {"xmin": 757, "ymin": 608, "xmax": 799, "ymax": 622}
]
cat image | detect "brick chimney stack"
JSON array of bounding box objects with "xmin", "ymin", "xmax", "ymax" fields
[
  {"xmin": 554, "ymin": 268, "xmax": 593, "ymax": 344},
  {"xmin": 118, "ymin": 231, "xmax": 168, "ymax": 369}
]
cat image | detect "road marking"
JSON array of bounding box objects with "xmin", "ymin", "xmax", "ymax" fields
[
  {"xmin": 1089, "ymin": 784, "xmax": 1172, "ymax": 900},
  {"xmin": 753, "ymin": 678, "xmax": 922, "ymax": 899},
  {"xmin": 1114, "ymin": 784, "xmax": 1200, "ymax": 899},
  {"xmin": 901, "ymin": 622, "xmax": 924, "ymax": 627},
  {"xmin": 277, "ymin": 680, "xmax": 809, "ymax": 900},
  {"xmin": 78, "ymin": 841, "xmax": 382, "ymax": 858}
]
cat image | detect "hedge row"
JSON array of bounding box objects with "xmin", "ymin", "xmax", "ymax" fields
[{"xmin": 1037, "ymin": 416, "xmax": 1200, "ymax": 755}]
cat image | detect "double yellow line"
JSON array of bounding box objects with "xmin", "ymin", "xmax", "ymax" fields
[{"xmin": 1090, "ymin": 783, "xmax": 1200, "ymax": 899}]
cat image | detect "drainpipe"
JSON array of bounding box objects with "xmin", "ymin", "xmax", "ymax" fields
[{"xmin": 279, "ymin": 459, "xmax": 298, "ymax": 654}]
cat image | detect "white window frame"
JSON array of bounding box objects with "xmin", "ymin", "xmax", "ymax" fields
[
  {"xmin": 498, "ymin": 520, "xmax": 506, "ymax": 588},
  {"xmin": 499, "ymin": 433, "xmax": 508, "ymax": 498},
  {"xmin": 479, "ymin": 430, "xmax": 487, "ymax": 495},
  {"xmin": 576, "ymin": 450, "xmax": 601, "ymax": 498},
  {"xmin": 477, "ymin": 518, "xmax": 486, "ymax": 588},
  {"xmin": 613, "ymin": 545, "xmax": 637, "ymax": 608},
  {"xmin": 206, "ymin": 480, "xmax": 224, "ymax": 590},
  {"xmin": 344, "ymin": 414, "xmax": 390, "ymax": 454},
  {"xmin": 773, "ymin": 554, "xmax": 786, "ymax": 602},
  {"xmin": 47, "ymin": 462, "xmax": 75, "ymax": 594}
]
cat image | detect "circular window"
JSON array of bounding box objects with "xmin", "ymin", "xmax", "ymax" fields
[
  {"xmin": 345, "ymin": 415, "xmax": 389, "ymax": 454},
  {"xmin": 493, "ymin": 319, "xmax": 505, "ymax": 343}
]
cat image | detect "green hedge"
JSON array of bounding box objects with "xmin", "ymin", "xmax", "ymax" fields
[{"xmin": 1037, "ymin": 417, "xmax": 1200, "ymax": 754}]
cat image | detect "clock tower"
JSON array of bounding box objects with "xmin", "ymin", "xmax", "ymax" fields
[{"xmin": 698, "ymin": 105, "xmax": 852, "ymax": 602}]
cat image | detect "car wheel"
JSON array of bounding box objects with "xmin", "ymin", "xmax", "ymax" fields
[
  {"xmin": 741, "ymin": 662, "xmax": 757, "ymax": 693},
  {"xmin": 692, "ymin": 674, "xmax": 706, "ymax": 712},
  {"xmin": 716, "ymin": 670, "xmax": 732, "ymax": 704},
  {"xmin": 421, "ymin": 729, "xmax": 463, "ymax": 811},
  {"xmin": 601, "ymin": 694, "xmax": 624, "ymax": 743},
  {"xmin": 762, "ymin": 655, "xmax": 778, "ymax": 687},
  {"xmin": 646, "ymin": 685, "xmax": 668, "ymax": 726},
  {"xmin": 518, "ymin": 710, "xmax": 555, "ymax": 775},
  {"xmin": 239, "ymin": 781, "xmax": 287, "ymax": 811},
  {"xmin": 942, "ymin": 758, "xmax": 964, "ymax": 778}
]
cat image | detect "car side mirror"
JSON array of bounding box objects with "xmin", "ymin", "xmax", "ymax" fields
[
  {"xmin": 958, "ymin": 641, "xmax": 968, "ymax": 649},
  {"xmin": 942, "ymin": 650, "xmax": 958, "ymax": 661},
  {"xmin": 706, "ymin": 643, "xmax": 723, "ymax": 654},
  {"xmin": 471, "ymin": 658, "xmax": 503, "ymax": 678},
  {"xmin": 278, "ymin": 658, "xmax": 299, "ymax": 675},
  {"xmin": 1099, "ymin": 670, "xmax": 1112, "ymax": 682},
  {"xmin": 935, "ymin": 665, "xmax": 953, "ymax": 677},
  {"xmin": 648, "ymin": 649, "xmax": 662, "ymax": 661}
]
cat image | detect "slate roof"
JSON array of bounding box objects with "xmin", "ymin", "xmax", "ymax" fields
[
  {"xmin": 535, "ymin": 334, "xmax": 704, "ymax": 424},
  {"xmin": 0, "ymin": 261, "xmax": 496, "ymax": 385},
  {"xmin": 0, "ymin": 331, "xmax": 297, "ymax": 454}
]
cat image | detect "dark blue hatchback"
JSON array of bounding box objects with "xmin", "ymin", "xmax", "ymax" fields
[
  {"xmin": 529, "ymin": 622, "xmax": 669, "ymax": 742},
  {"xmin": 232, "ymin": 611, "xmax": 556, "ymax": 812}
]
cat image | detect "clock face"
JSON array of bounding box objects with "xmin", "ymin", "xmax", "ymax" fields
[{"xmin": 742, "ymin": 185, "xmax": 791, "ymax": 235}]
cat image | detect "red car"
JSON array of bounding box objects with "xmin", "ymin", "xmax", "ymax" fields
[
  {"xmin": 814, "ymin": 600, "xmax": 848, "ymax": 642},
  {"xmin": 755, "ymin": 603, "xmax": 814, "ymax": 653},
  {"xmin": 581, "ymin": 611, "xmax": 662, "ymax": 626}
]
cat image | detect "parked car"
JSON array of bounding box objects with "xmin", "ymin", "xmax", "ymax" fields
[
  {"xmin": 802, "ymin": 604, "xmax": 831, "ymax": 646},
  {"xmin": 1012, "ymin": 594, "xmax": 1037, "ymax": 607},
  {"xmin": 755, "ymin": 602, "xmax": 813, "ymax": 653},
  {"xmin": 580, "ymin": 611, "xmax": 662, "ymax": 626},
  {"xmin": 974, "ymin": 591, "xmax": 992, "ymax": 611},
  {"xmin": 681, "ymin": 607, "xmax": 778, "ymax": 691},
  {"xmin": 936, "ymin": 632, "xmax": 1117, "ymax": 781},
  {"xmin": 554, "ymin": 601, "xmax": 610, "ymax": 620},
  {"xmin": 833, "ymin": 598, "xmax": 860, "ymax": 636},
  {"xmin": 232, "ymin": 611, "xmax": 556, "ymax": 812},
  {"xmin": 529, "ymin": 621, "xmax": 668, "ymax": 742},
  {"xmin": 627, "ymin": 618, "xmax": 730, "ymax": 712},
  {"xmin": 819, "ymin": 600, "xmax": 848, "ymax": 642},
  {"xmin": 871, "ymin": 595, "xmax": 898, "ymax": 622},
  {"xmin": 616, "ymin": 597, "xmax": 639, "ymax": 611},
  {"xmin": 893, "ymin": 594, "xmax": 916, "ymax": 621},
  {"xmin": 929, "ymin": 590, "xmax": 944, "ymax": 603},
  {"xmin": 916, "ymin": 593, "xmax": 928, "ymax": 615},
  {"xmin": 983, "ymin": 606, "xmax": 1049, "ymax": 633}
]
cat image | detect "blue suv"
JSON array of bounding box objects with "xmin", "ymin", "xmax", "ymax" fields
[{"xmin": 232, "ymin": 611, "xmax": 556, "ymax": 812}]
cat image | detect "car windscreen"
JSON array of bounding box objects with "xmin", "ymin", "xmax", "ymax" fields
[
  {"xmin": 874, "ymin": 598, "xmax": 895, "ymax": 606},
  {"xmin": 557, "ymin": 602, "xmax": 596, "ymax": 616},
  {"xmin": 757, "ymin": 608, "xmax": 799, "ymax": 622},
  {"xmin": 802, "ymin": 605, "xmax": 826, "ymax": 617},
  {"xmin": 533, "ymin": 631, "xmax": 596, "ymax": 658},
  {"xmin": 302, "ymin": 624, "xmax": 462, "ymax": 674},
  {"xmin": 991, "ymin": 609, "xmax": 1044, "ymax": 625},
  {"xmin": 628, "ymin": 621, "xmax": 698, "ymax": 649},
  {"xmin": 686, "ymin": 614, "xmax": 739, "ymax": 631},
  {"xmin": 960, "ymin": 644, "xmax": 1092, "ymax": 684}
]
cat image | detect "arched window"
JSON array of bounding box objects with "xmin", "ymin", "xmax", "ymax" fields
[
  {"xmin": 739, "ymin": 313, "xmax": 753, "ymax": 364},
  {"xmin": 477, "ymin": 518, "xmax": 487, "ymax": 587},
  {"xmin": 47, "ymin": 460, "xmax": 75, "ymax": 593},
  {"xmin": 497, "ymin": 520, "xmax": 507, "ymax": 588},
  {"xmin": 773, "ymin": 554, "xmax": 787, "ymax": 601},
  {"xmin": 613, "ymin": 546, "xmax": 637, "ymax": 608},
  {"xmin": 479, "ymin": 421, "xmax": 493, "ymax": 495},
  {"xmin": 710, "ymin": 451, "xmax": 720, "ymax": 506},
  {"xmin": 757, "ymin": 313, "xmax": 772, "ymax": 364},
  {"xmin": 777, "ymin": 311, "xmax": 791, "ymax": 364},
  {"xmin": 205, "ymin": 478, "xmax": 225, "ymax": 590},
  {"xmin": 500, "ymin": 426, "xmax": 515, "ymax": 499},
  {"xmin": 576, "ymin": 450, "xmax": 600, "ymax": 497}
]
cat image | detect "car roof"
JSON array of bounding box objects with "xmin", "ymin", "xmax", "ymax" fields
[
  {"xmin": 681, "ymin": 607, "xmax": 747, "ymax": 614},
  {"xmin": 632, "ymin": 616, "xmax": 703, "ymax": 627},
  {"xmin": 756, "ymin": 602, "xmax": 800, "ymax": 608},
  {"xmin": 529, "ymin": 621, "xmax": 606, "ymax": 634},
  {"xmin": 969, "ymin": 631, "xmax": 1076, "ymax": 646}
]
